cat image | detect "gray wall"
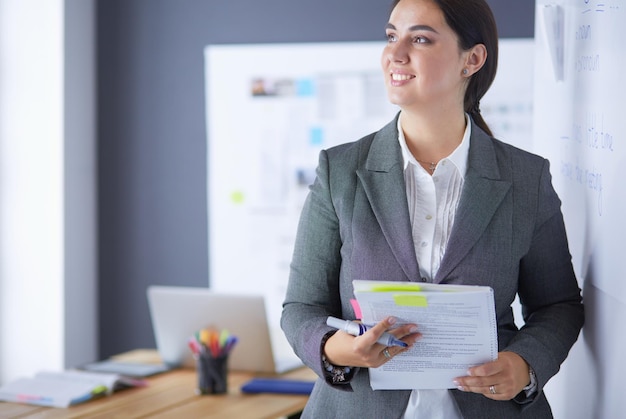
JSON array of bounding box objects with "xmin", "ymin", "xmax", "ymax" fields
[{"xmin": 97, "ymin": 0, "xmax": 534, "ymax": 359}]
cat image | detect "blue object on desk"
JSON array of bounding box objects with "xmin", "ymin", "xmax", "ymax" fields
[{"xmin": 241, "ymin": 378, "xmax": 315, "ymax": 395}]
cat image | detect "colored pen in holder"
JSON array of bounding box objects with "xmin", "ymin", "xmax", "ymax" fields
[{"xmin": 188, "ymin": 328, "xmax": 238, "ymax": 395}]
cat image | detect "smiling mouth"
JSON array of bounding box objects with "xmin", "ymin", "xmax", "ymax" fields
[{"xmin": 391, "ymin": 73, "xmax": 415, "ymax": 81}]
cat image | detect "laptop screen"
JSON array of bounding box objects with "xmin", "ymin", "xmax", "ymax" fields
[{"xmin": 146, "ymin": 285, "xmax": 301, "ymax": 373}]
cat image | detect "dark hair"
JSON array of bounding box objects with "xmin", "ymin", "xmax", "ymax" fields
[{"xmin": 390, "ymin": 0, "xmax": 498, "ymax": 136}]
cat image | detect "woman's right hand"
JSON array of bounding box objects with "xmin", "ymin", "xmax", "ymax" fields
[{"xmin": 323, "ymin": 316, "xmax": 421, "ymax": 368}]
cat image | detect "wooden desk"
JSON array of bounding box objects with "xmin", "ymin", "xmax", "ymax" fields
[{"xmin": 0, "ymin": 351, "xmax": 316, "ymax": 419}]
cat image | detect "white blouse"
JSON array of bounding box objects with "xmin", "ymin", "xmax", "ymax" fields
[{"xmin": 398, "ymin": 115, "xmax": 470, "ymax": 419}]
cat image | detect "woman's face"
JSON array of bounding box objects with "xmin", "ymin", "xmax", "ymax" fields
[{"xmin": 381, "ymin": 0, "xmax": 469, "ymax": 111}]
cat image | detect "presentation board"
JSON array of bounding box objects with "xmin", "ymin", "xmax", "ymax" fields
[
  {"xmin": 533, "ymin": 1, "xmax": 624, "ymax": 417},
  {"xmin": 206, "ymin": 42, "xmax": 398, "ymax": 331},
  {"xmin": 205, "ymin": 40, "xmax": 533, "ymax": 330},
  {"xmin": 205, "ymin": 39, "xmax": 534, "ymax": 341}
]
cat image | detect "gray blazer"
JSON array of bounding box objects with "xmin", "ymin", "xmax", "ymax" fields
[{"xmin": 281, "ymin": 115, "xmax": 584, "ymax": 419}]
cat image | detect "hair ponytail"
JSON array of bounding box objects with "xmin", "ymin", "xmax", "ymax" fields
[
  {"xmin": 468, "ymin": 107, "xmax": 492, "ymax": 137},
  {"xmin": 436, "ymin": 0, "xmax": 499, "ymax": 137},
  {"xmin": 466, "ymin": 97, "xmax": 493, "ymax": 136}
]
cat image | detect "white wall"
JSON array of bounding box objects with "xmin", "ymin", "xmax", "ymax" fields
[{"xmin": 0, "ymin": 0, "xmax": 96, "ymax": 384}]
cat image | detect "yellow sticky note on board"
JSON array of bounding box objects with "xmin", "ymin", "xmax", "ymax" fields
[{"xmin": 393, "ymin": 294, "xmax": 428, "ymax": 307}]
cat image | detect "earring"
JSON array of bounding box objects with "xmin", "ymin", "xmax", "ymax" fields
[{"xmin": 462, "ymin": 68, "xmax": 469, "ymax": 76}]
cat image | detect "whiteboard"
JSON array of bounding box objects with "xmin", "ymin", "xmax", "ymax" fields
[
  {"xmin": 533, "ymin": 1, "xmax": 625, "ymax": 417},
  {"xmin": 205, "ymin": 42, "xmax": 399, "ymax": 332},
  {"xmin": 205, "ymin": 39, "xmax": 533, "ymax": 332}
]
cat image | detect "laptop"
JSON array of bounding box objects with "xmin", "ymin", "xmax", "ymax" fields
[{"xmin": 146, "ymin": 285, "xmax": 302, "ymax": 373}]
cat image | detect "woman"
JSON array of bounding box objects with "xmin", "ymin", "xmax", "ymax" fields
[{"xmin": 281, "ymin": 0, "xmax": 584, "ymax": 417}]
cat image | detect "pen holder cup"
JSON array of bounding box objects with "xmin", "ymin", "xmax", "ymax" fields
[{"xmin": 195, "ymin": 353, "xmax": 228, "ymax": 395}]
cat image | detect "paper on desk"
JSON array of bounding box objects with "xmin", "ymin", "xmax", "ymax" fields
[
  {"xmin": 353, "ymin": 280, "xmax": 498, "ymax": 390},
  {"xmin": 0, "ymin": 376, "xmax": 97, "ymax": 408},
  {"xmin": 81, "ymin": 359, "xmax": 170, "ymax": 377},
  {"xmin": 0, "ymin": 370, "xmax": 146, "ymax": 408}
]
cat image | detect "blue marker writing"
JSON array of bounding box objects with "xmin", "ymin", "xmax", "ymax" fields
[{"xmin": 326, "ymin": 316, "xmax": 408, "ymax": 347}]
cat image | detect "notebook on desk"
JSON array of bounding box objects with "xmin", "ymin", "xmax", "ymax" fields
[{"xmin": 146, "ymin": 285, "xmax": 302, "ymax": 374}]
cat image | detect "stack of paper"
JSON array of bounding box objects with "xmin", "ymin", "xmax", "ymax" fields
[
  {"xmin": 0, "ymin": 370, "xmax": 146, "ymax": 408},
  {"xmin": 353, "ymin": 280, "xmax": 498, "ymax": 390}
]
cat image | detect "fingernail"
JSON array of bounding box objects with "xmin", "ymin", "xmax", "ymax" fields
[{"xmin": 409, "ymin": 326, "xmax": 419, "ymax": 334}]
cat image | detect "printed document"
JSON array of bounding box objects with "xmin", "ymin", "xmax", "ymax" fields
[
  {"xmin": 353, "ymin": 280, "xmax": 498, "ymax": 390},
  {"xmin": 0, "ymin": 370, "xmax": 145, "ymax": 408}
]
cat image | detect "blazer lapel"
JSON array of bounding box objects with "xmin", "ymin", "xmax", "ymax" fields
[
  {"xmin": 435, "ymin": 123, "xmax": 512, "ymax": 282},
  {"xmin": 356, "ymin": 118, "xmax": 421, "ymax": 282}
]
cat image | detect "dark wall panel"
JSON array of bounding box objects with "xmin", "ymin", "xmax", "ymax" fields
[{"xmin": 97, "ymin": 0, "xmax": 534, "ymax": 358}]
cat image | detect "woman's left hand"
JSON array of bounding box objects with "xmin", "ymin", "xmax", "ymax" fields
[{"xmin": 453, "ymin": 351, "xmax": 531, "ymax": 400}]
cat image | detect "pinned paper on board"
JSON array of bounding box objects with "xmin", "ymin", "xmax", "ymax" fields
[{"xmin": 542, "ymin": 4, "xmax": 565, "ymax": 81}]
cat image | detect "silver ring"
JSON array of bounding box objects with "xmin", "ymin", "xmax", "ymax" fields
[
  {"xmin": 382, "ymin": 348, "xmax": 391, "ymax": 359},
  {"xmin": 489, "ymin": 385, "xmax": 496, "ymax": 394}
]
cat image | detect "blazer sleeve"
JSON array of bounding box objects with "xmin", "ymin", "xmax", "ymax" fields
[
  {"xmin": 504, "ymin": 158, "xmax": 584, "ymax": 400},
  {"xmin": 281, "ymin": 148, "xmax": 347, "ymax": 382}
]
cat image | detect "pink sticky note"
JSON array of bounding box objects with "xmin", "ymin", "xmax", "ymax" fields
[{"xmin": 350, "ymin": 299, "xmax": 362, "ymax": 320}]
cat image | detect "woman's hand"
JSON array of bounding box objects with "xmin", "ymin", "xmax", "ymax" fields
[
  {"xmin": 454, "ymin": 351, "xmax": 532, "ymax": 400},
  {"xmin": 323, "ymin": 316, "xmax": 421, "ymax": 368}
]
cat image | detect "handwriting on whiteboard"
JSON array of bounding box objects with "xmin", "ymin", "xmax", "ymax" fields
[
  {"xmin": 571, "ymin": 112, "xmax": 615, "ymax": 152},
  {"xmin": 559, "ymin": 160, "xmax": 603, "ymax": 216}
]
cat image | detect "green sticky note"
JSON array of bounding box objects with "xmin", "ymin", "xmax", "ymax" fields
[
  {"xmin": 371, "ymin": 284, "xmax": 422, "ymax": 292},
  {"xmin": 91, "ymin": 385, "xmax": 108, "ymax": 395},
  {"xmin": 231, "ymin": 190, "xmax": 245, "ymax": 204},
  {"xmin": 393, "ymin": 294, "xmax": 428, "ymax": 307}
]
